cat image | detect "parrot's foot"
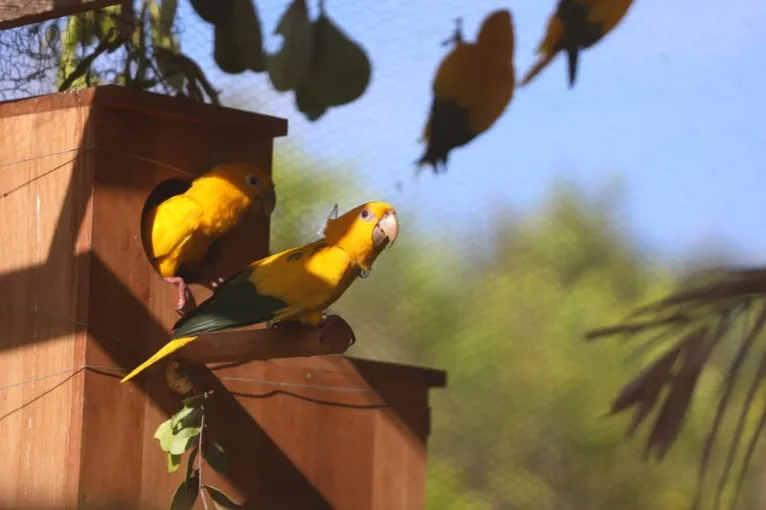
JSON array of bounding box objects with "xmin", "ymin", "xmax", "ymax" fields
[
  {"xmin": 164, "ymin": 276, "xmax": 189, "ymax": 311},
  {"xmin": 269, "ymin": 320, "xmax": 303, "ymax": 330},
  {"xmin": 316, "ymin": 314, "xmax": 345, "ymax": 346},
  {"xmin": 441, "ymin": 17, "xmax": 463, "ymax": 47}
]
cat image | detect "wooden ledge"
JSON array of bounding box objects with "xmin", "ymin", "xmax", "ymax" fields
[
  {"xmin": 0, "ymin": 85, "xmax": 288, "ymax": 139},
  {"xmin": 175, "ymin": 315, "xmax": 356, "ymax": 364}
]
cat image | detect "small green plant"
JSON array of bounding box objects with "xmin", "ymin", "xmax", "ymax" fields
[{"xmin": 154, "ymin": 391, "xmax": 242, "ymax": 510}]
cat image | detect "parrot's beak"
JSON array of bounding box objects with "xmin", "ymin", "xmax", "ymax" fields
[
  {"xmin": 373, "ymin": 210, "xmax": 399, "ymax": 250},
  {"xmin": 261, "ymin": 186, "xmax": 277, "ymax": 216}
]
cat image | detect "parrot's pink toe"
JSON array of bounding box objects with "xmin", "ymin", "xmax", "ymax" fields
[{"xmin": 164, "ymin": 276, "xmax": 189, "ymax": 311}]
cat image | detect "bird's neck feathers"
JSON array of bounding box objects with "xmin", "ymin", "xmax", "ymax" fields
[
  {"xmin": 186, "ymin": 175, "xmax": 252, "ymax": 230},
  {"xmin": 326, "ymin": 234, "xmax": 382, "ymax": 273}
]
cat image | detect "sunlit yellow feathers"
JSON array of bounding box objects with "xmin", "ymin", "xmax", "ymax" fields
[
  {"xmin": 521, "ymin": 0, "xmax": 635, "ymax": 88},
  {"xmin": 142, "ymin": 161, "xmax": 276, "ymax": 278},
  {"xmin": 121, "ymin": 202, "xmax": 399, "ymax": 383},
  {"xmin": 243, "ymin": 201, "xmax": 399, "ymax": 325},
  {"xmin": 418, "ymin": 10, "xmax": 515, "ymax": 172}
]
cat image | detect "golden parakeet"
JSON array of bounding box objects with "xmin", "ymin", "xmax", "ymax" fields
[
  {"xmin": 418, "ymin": 9, "xmax": 515, "ymax": 173},
  {"xmin": 122, "ymin": 201, "xmax": 399, "ymax": 383},
  {"xmin": 522, "ymin": 0, "xmax": 636, "ymax": 87},
  {"xmin": 142, "ymin": 161, "xmax": 277, "ymax": 311}
]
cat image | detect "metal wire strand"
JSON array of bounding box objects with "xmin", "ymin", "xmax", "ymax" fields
[{"xmin": 0, "ymin": 144, "xmax": 198, "ymax": 199}]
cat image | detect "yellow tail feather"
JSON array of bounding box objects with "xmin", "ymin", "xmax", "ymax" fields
[
  {"xmin": 120, "ymin": 336, "xmax": 198, "ymax": 383},
  {"xmin": 522, "ymin": 16, "xmax": 565, "ymax": 87},
  {"xmin": 521, "ymin": 51, "xmax": 557, "ymax": 86}
]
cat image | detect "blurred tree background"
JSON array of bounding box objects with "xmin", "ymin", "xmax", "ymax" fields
[
  {"xmin": 270, "ymin": 155, "xmax": 766, "ymax": 509},
  {"xmin": 2, "ymin": 0, "xmax": 765, "ymax": 508}
]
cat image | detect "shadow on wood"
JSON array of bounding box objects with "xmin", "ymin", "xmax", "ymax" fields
[{"xmin": 0, "ymin": 86, "xmax": 289, "ymax": 507}]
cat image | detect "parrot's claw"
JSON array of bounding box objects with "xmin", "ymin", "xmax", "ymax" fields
[
  {"xmin": 164, "ymin": 276, "xmax": 190, "ymax": 311},
  {"xmin": 210, "ymin": 276, "xmax": 225, "ymax": 289}
]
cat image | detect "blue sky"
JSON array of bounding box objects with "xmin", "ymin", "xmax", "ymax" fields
[{"xmin": 178, "ymin": 0, "xmax": 766, "ymax": 264}]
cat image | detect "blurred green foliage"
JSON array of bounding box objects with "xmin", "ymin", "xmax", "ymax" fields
[{"xmin": 266, "ymin": 155, "xmax": 766, "ymax": 509}]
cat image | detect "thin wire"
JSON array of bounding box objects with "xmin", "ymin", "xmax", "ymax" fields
[
  {"xmin": 0, "ymin": 360, "xmax": 376, "ymax": 395},
  {"xmin": 0, "ymin": 147, "xmax": 81, "ymax": 168},
  {"xmin": 0, "ymin": 364, "xmax": 124, "ymax": 392},
  {"xmin": 0, "ymin": 144, "xmax": 197, "ymax": 199},
  {"xmin": 217, "ymin": 374, "xmax": 374, "ymax": 393},
  {"xmin": 1, "ymin": 157, "xmax": 77, "ymax": 198}
]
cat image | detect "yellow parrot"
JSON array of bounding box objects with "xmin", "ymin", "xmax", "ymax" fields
[
  {"xmin": 521, "ymin": 0, "xmax": 635, "ymax": 88},
  {"xmin": 142, "ymin": 161, "xmax": 277, "ymax": 311},
  {"xmin": 121, "ymin": 201, "xmax": 399, "ymax": 383},
  {"xmin": 418, "ymin": 9, "xmax": 515, "ymax": 173}
]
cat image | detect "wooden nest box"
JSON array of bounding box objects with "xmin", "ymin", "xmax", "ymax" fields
[{"xmin": 0, "ymin": 86, "xmax": 446, "ymax": 509}]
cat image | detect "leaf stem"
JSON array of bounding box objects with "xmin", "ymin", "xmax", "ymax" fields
[{"xmin": 198, "ymin": 413, "xmax": 210, "ymax": 510}]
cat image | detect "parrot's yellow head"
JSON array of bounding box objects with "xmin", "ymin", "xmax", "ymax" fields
[
  {"xmin": 203, "ymin": 161, "xmax": 277, "ymax": 216},
  {"xmin": 324, "ymin": 201, "xmax": 399, "ymax": 271},
  {"xmin": 477, "ymin": 9, "xmax": 514, "ymax": 57}
]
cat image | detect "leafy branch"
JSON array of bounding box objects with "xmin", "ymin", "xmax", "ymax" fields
[{"xmin": 155, "ymin": 390, "xmax": 242, "ymax": 510}]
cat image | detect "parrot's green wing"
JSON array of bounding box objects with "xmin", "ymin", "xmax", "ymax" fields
[{"xmin": 172, "ymin": 268, "xmax": 288, "ymax": 338}]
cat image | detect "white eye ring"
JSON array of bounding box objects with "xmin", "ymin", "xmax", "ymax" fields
[
  {"xmin": 246, "ymin": 175, "xmax": 259, "ymax": 188},
  {"xmin": 360, "ymin": 209, "xmax": 371, "ymax": 220}
]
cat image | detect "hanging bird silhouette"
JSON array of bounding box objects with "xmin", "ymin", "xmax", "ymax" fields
[
  {"xmin": 522, "ymin": 0, "xmax": 635, "ymax": 88},
  {"xmin": 142, "ymin": 161, "xmax": 277, "ymax": 311},
  {"xmin": 122, "ymin": 201, "xmax": 399, "ymax": 383},
  {"xmin": 417, "ymin": 9, "xmax": 515, "ymax": 173}
]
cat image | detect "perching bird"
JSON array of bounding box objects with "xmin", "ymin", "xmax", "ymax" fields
[
  {"xmin": 418, "ymin": 9, "xmax": 515, "ymax": 173},
  {"xmin": 521, "ymin": 0, "xmax": 635, "ymax": 88},
  {"xmin": 141, "ymin": 161, "xmax": 277, "ymax": 311},
  {"xmin": 121, "ymin": 201, "xmax": 399, "ymax": 383}
]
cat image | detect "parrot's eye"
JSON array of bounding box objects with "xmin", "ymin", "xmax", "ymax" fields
[
  {"xmin": 246, "ymin": 175, "xmax": 259, "ymax": 188},
  {"xmin": 360, "ymin": 209, "xmax": 371, "ymax": 220}
]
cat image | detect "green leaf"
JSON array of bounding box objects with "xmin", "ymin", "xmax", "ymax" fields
[
  {"xmin": 168, "ymin": 452, "xmax": 182, "ymax": 473},
  {"xmin": 170, "ymin": 406, "xmax": 194, "ymax": 430},
  {"xmin": 302, "ymin": 14, "xmax": 371, "ymax": 107},
  {"xmin": 183, "ymin": 391, "xmax": 213, "ymax": 409},
  {"xmin": 190, "ymin": 0, "xmax": 234, "ymax": 24},
  {"xmin": 214, "ymin": 0, "xmax": 264, "ymax": 74},
  {"xmin": 203, "ymin": 440, "xmax": 227, "ymax": 473},
  {"xmin": 171, "ymin": 406, "xmax": 203, "ymax": 432},
  {"xmin": 169, "ymin": 427, "xmax": 201, "ymax": 455},
  {"xmin": 169, "ymin": 476, "xmax": 200, "ymax": 510},
  {"xmin": 186, "ymin": 447, "xmax": 199, "ymax": 481},
  {"xmin": 204, "ymin": 485, "xmax": 242, "ymax": 509},
  {"xmin": 154, "ymin": 419, "xmax": 177, "ymax": 453},
  {"xmin": 94, "ymin": 7, "xmax": 120, "ymax": 42},
  {"xmin": 267, "ymin": 0, "xmax": 313, "ymax": 92},
  {"xmin": 295, "ymin": 79, "xmax": 328, "ymax": 121}
]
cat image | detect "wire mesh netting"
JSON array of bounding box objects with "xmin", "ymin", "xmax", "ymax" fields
[{"xmin": 2, "ymin": 0, "xmax": 766, "ymax": 508}]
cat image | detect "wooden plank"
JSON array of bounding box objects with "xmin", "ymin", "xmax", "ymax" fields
[
  {"xmin": 0, "ymin": 103, "xmax": 91, "ymax": 506},
  {"xmin": 0, "ymin": 86, "xmax": 288, "ymax": 138},
  {"xmin": 185, "ymin": 356, "xmax": 439, "ymax": 510},
  {"xmin": 0, "ymin": 0, "xmax": 124, "ymax": 30}
]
